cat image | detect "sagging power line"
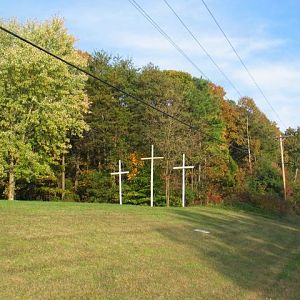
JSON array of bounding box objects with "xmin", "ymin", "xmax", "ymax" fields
[
  {"xmin": 200, "ymin": 0, "xmax": 287, "ymax": 130},
  {"xmin": 128, "ymin": 0, "xmax": 208, "ymax": 79},
  {"xmin": 163, "ymin": 0, "xmax": 243, "ymax": 99},
  {"xmin": 127, "ymin": 0, "xmax": 212, "ymax": 81},
  {"xmin": 0, "ymin": 25, "xmax": 192, "ymax": 129},
  {"xmin": 0, "ymin": 25, "xmax": 248, "ymax": 155}
]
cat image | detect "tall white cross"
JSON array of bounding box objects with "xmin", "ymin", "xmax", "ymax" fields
[
  {"xmin": 173, "ymin": 154, "xmax": 194, "ymax": 207},
  {"xmin": 141, "ymin": 145, "xmax": 164, "ymax": 207},
  {"xmin": 110, "ymin": 160, "xmax": 129, "ymax": 205}
]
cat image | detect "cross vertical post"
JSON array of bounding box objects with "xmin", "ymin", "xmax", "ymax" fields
[
  {"xmin": 118, "ymin": 160, "xmax": 122, "ymax": 205},
  {"xmin": 150, "ymin": 145, "xmax": 154, "ymax": 206},
  {"xmin": 110, "ymin": 160, "xmax": 129, "ymax": 205},
  {"xmin": 173, "ymin": 154, "xmax": 194, "ymax": 207},
  {"xmin": 141, "ymin": 145, "xmax": 163, "ymax": 207},
  {"xmin": 182, "ymin": 154, "xmax": 186, "ymax": 207}
]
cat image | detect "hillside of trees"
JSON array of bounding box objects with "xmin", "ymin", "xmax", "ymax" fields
[{"xmin": 1, "ymin": 18, "xmax": 300, "ymax": 214}]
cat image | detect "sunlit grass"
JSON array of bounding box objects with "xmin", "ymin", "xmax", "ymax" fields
[{"xmin": 0, "ymin": 201, "xmax": 299, "ymax": 299}]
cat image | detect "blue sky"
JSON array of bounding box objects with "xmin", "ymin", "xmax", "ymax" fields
[{"xmin": 1, "ymin": 0, "xmax": 300, "ymax": 130}]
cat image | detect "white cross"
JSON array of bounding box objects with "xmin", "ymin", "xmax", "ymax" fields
[
  {"xmin": 173, "ymin": 154, "xmax": 194, "ymax": 207},
  {"xmin": 141, "ymin": 145, "xmax": 164, "ymax": 207},
  {"xmin": 110, "ymin": 160, "xmax": 129, "ymax": 205}
]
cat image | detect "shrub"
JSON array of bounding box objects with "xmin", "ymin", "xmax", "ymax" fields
[
  {"xmin": 246, "ymin": 160, "xmax": 282, "ymax": 196},
  {"xmin": 77, "ymin": 170, "xmax": 114, "ymax": 203},
  {"xmin": 225, "ymin": 191, "xmax": 293, "ymax": 215}
]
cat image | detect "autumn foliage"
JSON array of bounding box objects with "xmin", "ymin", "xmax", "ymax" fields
[{"xmin": 1, "ymin": 18, "xmax": 300, "ymax": 214}]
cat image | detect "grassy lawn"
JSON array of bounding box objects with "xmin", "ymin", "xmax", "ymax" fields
[{"xmin": 0, "ymin": 201, "xmax": 299, "ymax": 299}]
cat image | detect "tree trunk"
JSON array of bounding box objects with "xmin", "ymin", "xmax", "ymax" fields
[
  {"xmin": 165, "ymin": 157, "xmax": 171, "ymax": 207},
  {"xmin": 198, "ymin": 164, "xmax": 201, "ymax": 184},
  {"xmin": 8, "ymin": 157, "xmax": 15, "ymax": 201},
  {"xmin": 294, "ymin": 168, "xmax": 299, "ymax": 183},
  {"xmin": 191, "ymin": 169, "xmax": 194, "ymax": 191},
  {"xmin": 197, "ymin": 164, "xmax": 201, "ymax": 199},
  {"xmin": 165, "ymin": 174, "xmax": 170, "ymax": 207},
  {"xmin": 61, "ymin": 154, "xmax": 65, "ymax": 201},
  {"xmin": 86, "ymin": 152, "xmax": 90, "ymax": 171},
  {"xmin": 74, "ymin": 157, "xmax": 80, "ymax": 192}
]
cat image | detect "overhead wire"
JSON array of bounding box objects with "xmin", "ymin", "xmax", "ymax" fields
[
  {"xmin": 0, "ymin": 25, "xmax": 248, "ymax": 155},
  {"xmin": 126, "ymin": 0, "xmax": 250, "ymax": 153},
  {"xmin": 162, "ymin": 0, "xmax": 243, "ymax": 99},
  {"xmin": 0, "ymin": 25, "xmax": 192, "ymax": 129},
  {"xmin": 200, "ymin": 0, "xmax": 287, "ymax": 130},
  {"xmin": 127, "ymin": 0, "xmax": 208, "ymax": 79}
]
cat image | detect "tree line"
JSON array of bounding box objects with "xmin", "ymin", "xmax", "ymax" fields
[{"xmin": 0, "ymin": 18, "xmax": 299, "ymax": 214}]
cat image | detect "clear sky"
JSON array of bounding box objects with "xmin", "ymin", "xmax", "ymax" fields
[{"xmin": 1, "ymin": 0, "xmax": 300, "ymax": 130}]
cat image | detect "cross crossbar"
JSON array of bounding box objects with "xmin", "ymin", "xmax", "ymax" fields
[
  {"xmin": 141, "ymin": 157, "xmax": 164, "ymax": 160},
  {"xmin": 173, "ymin": 166, "xmax": 194, "ymax": 170},
  {"xmin": 110, "ymin": 171, "xmax": 129, "ymax": 175}
]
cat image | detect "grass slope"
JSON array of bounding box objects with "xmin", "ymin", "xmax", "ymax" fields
[{"xmin": 0, "ymin": 201, "xmax": 299, "ymax": 300}]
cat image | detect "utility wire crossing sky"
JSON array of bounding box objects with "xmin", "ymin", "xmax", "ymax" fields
[
  {"xmin": 0, "ymin": 24, "xmax": 249, "ymax": 155},
  {"xmin": 1, "ymin": 0, "xmax": 300, "ymax": 130}
]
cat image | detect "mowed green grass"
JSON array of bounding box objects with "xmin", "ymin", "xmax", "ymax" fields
[{"xmin": 0, "ymin": 201, "xmax": 299, "ymax": 300}]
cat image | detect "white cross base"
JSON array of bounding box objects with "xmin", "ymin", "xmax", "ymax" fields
[
  {"xmin": 173, "ymin": 154, "xmax": 194, "ymax": 207},
  {"xmin": 141, "ymin": 145, "xmax": 163, "ymax": 207},
  {"xmin": 111, "ymin": 160, "xmax": 129, "ymax": 205}
]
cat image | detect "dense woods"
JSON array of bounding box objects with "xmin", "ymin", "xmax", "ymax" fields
[{"xmin": 1, "ymin": 18, "xmax": 300, "ymax": 214}]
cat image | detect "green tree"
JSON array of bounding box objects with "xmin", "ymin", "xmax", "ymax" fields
[
  {"xmin": 285, "ymin": 127, "xmax": 300, "ymax": 182},
  {"xmin": 0, "ymin": 18, "xmax": 88, "ymax": 200},
  {"xmin": 138, "ymin": 67, "xmax": 193, "ymax": 205},
  {"xmin": 237, "ymin": 97, "xmax": 282, "ymax": 200},
  {"xmin": 238, "ymin": 97, "xmax": 279, "ymax": 164},
  {"xmin": 75, "ymin": 51, "xmax": 140, "ymax": 170}
]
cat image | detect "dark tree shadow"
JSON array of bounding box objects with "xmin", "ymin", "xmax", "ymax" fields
[{"xmin": 156, "ymin": 208, "xmax": 300, "ymax": 298}]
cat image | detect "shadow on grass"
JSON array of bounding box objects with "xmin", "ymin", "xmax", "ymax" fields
[{"xmin": 156, "ymin": 208, "xmax": 300, "ymax": 297}]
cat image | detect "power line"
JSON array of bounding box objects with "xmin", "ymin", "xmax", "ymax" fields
[
  {"xmin": 0, "ymin": 25, "xmax": 193, "ymax": 129},
  {"xmin": 126, "ymin": 0, "xmax": 251, "ymax": 155},
  {"xmin": 129, "ymin": 0, "xmax": 240, "ymax": 103},
  {"xmin": 163, "ymin": 0, "xmax": 243, "ymax": 99},
  {"xmin": 126, "ymin": 0, "xmax": 249, "ymax": 153},
  {"xmin": 200, "ymin": 0, "xmax": 287, "ymax": 130},
  {"xmin": 127, "ymin": 0, "xmax": 208, "ymax": 79},
  {"xmin": 0, "ymin": 25, "xmax": 247, "ymax": 155}
]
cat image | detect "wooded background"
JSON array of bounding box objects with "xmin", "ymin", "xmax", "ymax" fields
[{"xmin": 1, "ymin": 18, "xmax": 300, "ymax": 214}]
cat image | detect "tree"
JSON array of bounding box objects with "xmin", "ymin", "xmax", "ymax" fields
[
  {"xmin": 74, "ymin": 52, "xmax": 140, "ymax": 170},
  {"xmin": 137, "ymin": 68, "xmax": 193, "ymax": 205},
  {"xmin": 237, "ymin": 97, "xmax": 282, "ymax": 199},
  {"xmin": 238, "ymin": 97, "xmax": 279, "ymax": 163},
  {"xmin": 284, "ymin": 127, "xmax": 300, "ymax": 182},
  {"xmin": 0, "ymin": 18, "xmax": 89, "ymax": 200}
]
